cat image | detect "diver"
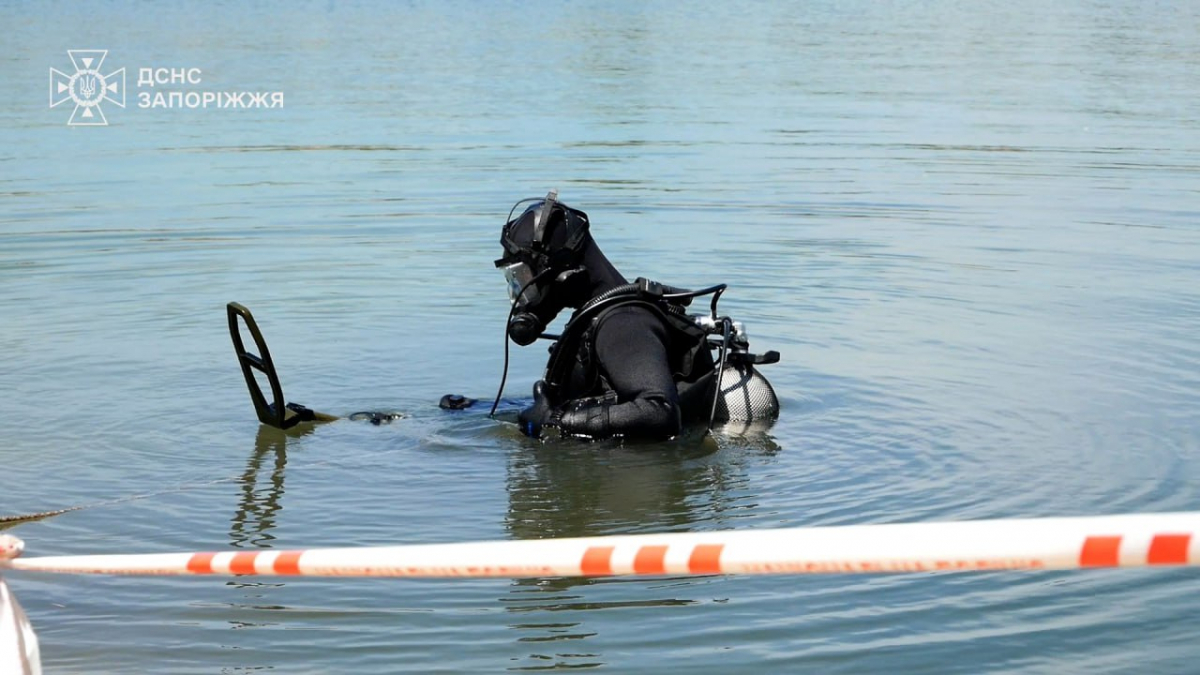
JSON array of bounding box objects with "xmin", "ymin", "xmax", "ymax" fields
[
  {"xmin": 224, "ymin": 191, "xmax": 779, "ymax": 439},
  {"xmin": 491, "ymin": 190, "xmax": 780, "ymax": 441}
]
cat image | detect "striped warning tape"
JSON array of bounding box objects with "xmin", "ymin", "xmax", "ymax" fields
[{"xmin": 2, "ymin": 513, "xmax": 1198, "ymax": 579}]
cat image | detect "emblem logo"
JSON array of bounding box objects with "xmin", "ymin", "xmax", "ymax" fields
[{"xmin": 49, "ymin": 50, "xmax": 125, "ymax": 126}]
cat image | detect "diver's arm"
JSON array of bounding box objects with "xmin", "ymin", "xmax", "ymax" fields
[
  {"xmin": 556, "ymin": 392, "xmax": 680, "ymax": 440},
  {"xmin": 555, "ymin": 308, "xmax": 682, "ymax": 440}
]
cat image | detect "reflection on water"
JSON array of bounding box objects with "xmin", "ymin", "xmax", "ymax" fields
[
  {"xmin": 507, "ymin": 439, "xmax": 713, "ymax": 539},
  {"xmin": 501, "ymin": 432, "xmax": 779, "ymax": 669},
  {"xmin": 221, "ymin": 424, "xmax": 312, "ymax": 633},
  {"xmin": 229, "ymin": 425, "xmax": 307, "ymax": 550},
  {"xmin": 505, "ymin": 428, "xmax": 779, "ymax": 539}
]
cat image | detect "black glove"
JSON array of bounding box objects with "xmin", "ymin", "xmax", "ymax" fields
[
  {"xmin": 517, "ymin": 381, "xmax": 561, "ymax": 438},
  {"xmin": 556, "ymin": 395, "xmax": 614, "ymax": 439}
]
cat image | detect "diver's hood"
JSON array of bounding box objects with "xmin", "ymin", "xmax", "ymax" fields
[
  {"xmin": 494, "ymin": 192, "xmax": 595, "ymax": 342},
  {"xmin": 495, "ymin": 191, "xmax": 592, "ymax": 284}
]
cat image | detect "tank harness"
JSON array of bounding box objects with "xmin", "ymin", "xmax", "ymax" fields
[{"xmin": 541, "ymin": 278, "xmax": 780, "ymax": 426}]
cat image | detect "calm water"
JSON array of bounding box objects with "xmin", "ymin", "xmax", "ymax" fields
[{"xmin": 3, "ymin": 1, "xmax": 1200, "ymax": 672}]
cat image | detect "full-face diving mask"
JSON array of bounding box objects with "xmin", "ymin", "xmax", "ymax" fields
[
  {"xmin": 501, "ymin": 261, "xmax": 539, "ymax": 305},
  {"xmin": 494, "ymin": 190, "xmax": 592, "ymax": 345}
]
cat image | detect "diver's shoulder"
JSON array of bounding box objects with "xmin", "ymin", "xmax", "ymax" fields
[
  {"xmin": 591, "ymin": 303, "xmax": 669, "ymax": 343},
  {"xmin": 595, "ymin": 302, "xmax": 661, "ymax": 324}
]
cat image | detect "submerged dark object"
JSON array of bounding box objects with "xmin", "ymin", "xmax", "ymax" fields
[
  {"xmin": 439, "ymin": 394, "xmax": 476, "ymax": 410},
  {"xmin": 348, "ymin": 411, "xmax": 406, "ymax": 425}
]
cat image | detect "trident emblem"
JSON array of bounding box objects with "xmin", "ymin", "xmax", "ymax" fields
[
  {"xmin": 78, "ymin": 74, "xmax": 97, "ymax": 100},
  {"xmin": 49, "ymin": 50, "xmax": 125, "ymax": 126}
]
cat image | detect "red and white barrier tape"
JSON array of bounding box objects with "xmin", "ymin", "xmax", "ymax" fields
[{"xmin": 2, "ymin": 513, "xmax": 1199, "ymax": 579}]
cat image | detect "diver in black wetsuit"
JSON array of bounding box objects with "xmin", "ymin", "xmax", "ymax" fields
[
  {"xmin": 493, "ymin": 191, "xmax": 780, "ymax": 441},
  {"xmin": 224, "ymin": 193, "xmax": 777, "ymax": 436}
]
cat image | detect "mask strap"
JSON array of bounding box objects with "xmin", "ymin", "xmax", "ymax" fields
[
  {"xmin": 532, "ymin": 189, "xmax": 558, "ymax": 247},
  {"xmin": 561, "ymin": 212, "xmax": 589, "ymax": 254}
]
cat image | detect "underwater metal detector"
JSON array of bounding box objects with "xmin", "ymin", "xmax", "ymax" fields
[{"xmin": 227, "ymin": 302, "xmax": 337, "ymax": 430}]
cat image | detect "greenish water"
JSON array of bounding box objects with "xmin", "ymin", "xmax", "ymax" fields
[{"xmin": 2, "ymin": 1, "xmax": 1200, "ymax": 672}]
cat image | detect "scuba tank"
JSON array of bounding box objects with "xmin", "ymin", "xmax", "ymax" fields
[{"xmin": 699, "ymin": 318, "xmax": 780, "ymax": 423}]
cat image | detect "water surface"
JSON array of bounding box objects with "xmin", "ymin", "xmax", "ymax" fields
[{"xmin": 2, "ymin": 1, "xmax": 1199, "ymax": 672}]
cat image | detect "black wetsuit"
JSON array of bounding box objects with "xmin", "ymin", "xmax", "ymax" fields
[
  {"xmin": 502, "ymin": 198, "xmax": 715, "ymax": 441},
  {"xmin": 550, "ymin": 302, "xmax": 715, "ymax": 439}
]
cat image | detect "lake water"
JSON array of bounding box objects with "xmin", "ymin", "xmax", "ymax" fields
[{"xmin": 2, "ymin": 1, "xmax": 1199, "ymax": 672}]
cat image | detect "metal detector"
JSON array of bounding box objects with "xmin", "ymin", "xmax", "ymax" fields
[{"xmin": 227, "ymin": 302, "xmax": 337, "ymax": 429}]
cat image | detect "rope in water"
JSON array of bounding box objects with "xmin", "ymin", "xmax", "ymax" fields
[{"xmin": 0, "ymin": 440, "xmax": 408, "ymax": 529}]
